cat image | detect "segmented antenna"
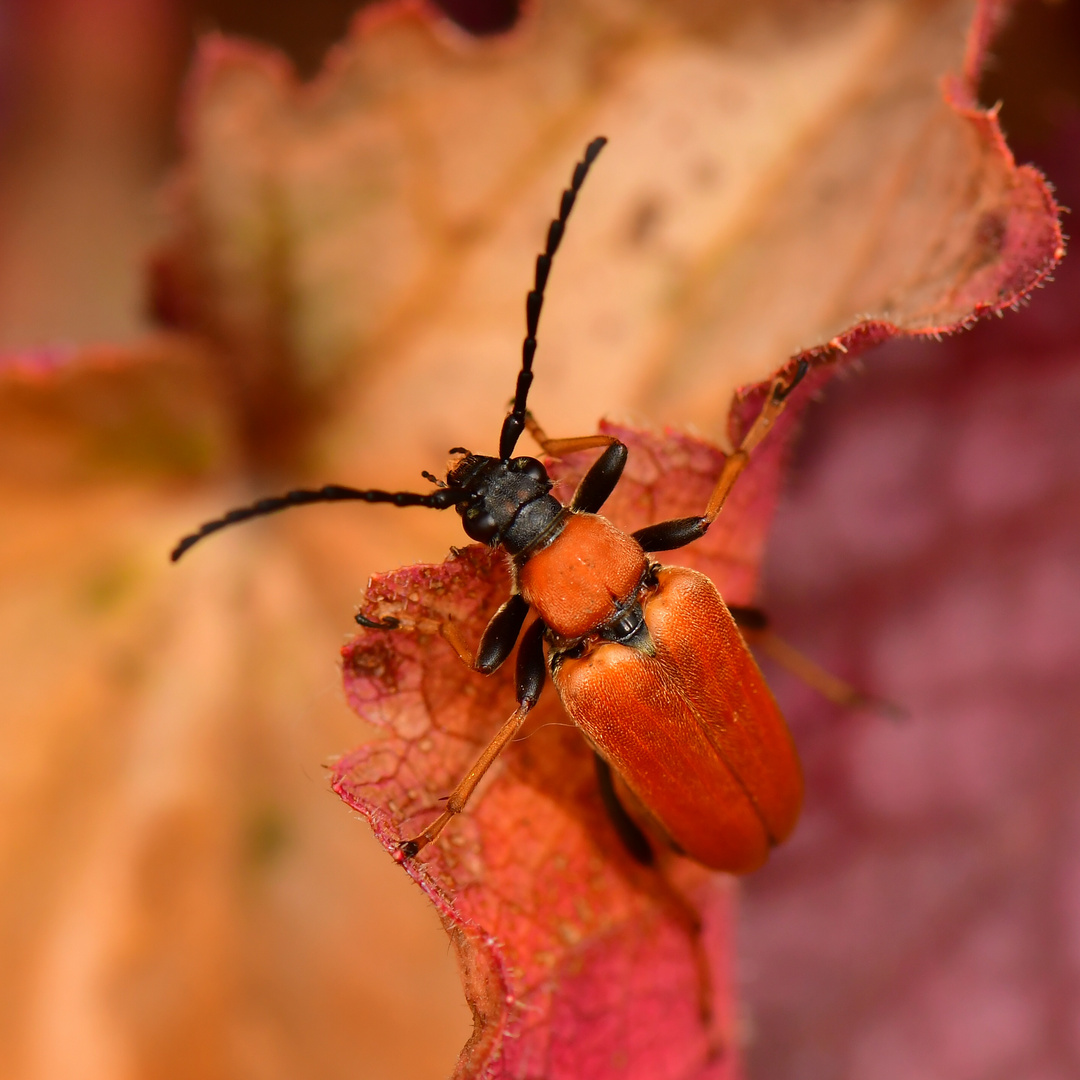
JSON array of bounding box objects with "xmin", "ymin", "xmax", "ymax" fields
[
  {"xmin": 498, "ymin": 135, "xmax": 608, "ymax": 460},
  {"xmin": 171, "ymin": 484, "xmax": 462, "ymax": 562}
]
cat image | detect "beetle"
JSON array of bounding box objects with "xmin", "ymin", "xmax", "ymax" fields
[{"xmin": 172, "ymin": 136, "xmax": 807, "ymax": 874}]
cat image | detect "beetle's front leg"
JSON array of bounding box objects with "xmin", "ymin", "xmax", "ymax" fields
[
  {"xmin": 632, "ymin": 360, "xmax": 809, "ymax": 552},
  {"xmin": 525, "ymin": 412, "xmax": 615, "ymax": 456},
  {"xmin": 401, "ymin": 618, "xmax": 547, "ymax": 857},
  {"xmin": 357, "ymin": 592, "xmax": 530, "ymax": 674},
  {"xmin": 525, "ymin": 413, "xmax": 628, "ymax": 514}
]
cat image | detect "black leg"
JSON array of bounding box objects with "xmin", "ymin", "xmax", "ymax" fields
[
  {"xmin": 514, "ymin": 616, "xmax": 547, "ymax": 708},
  {"xmin": 523, "ymin": 414, "xmax": 627, "ymax": 513},
  {"xmin": 726, "ymin": 605, "xmax": 769, "ymax": 632},
  {"xmin": 570, "ymin": 440, "xmax": 628, "ymax": 514},
  {"xmin": 631, "ymin": 359, "xmax": 809, "ymax": 554},
  {"xmin": 476, "ymin": 594, "xmax": 531, "ymax": 674},
  {"xmin": 594, "ymin": 753, "xmax": 654, "ymax": 866},
  {"xmin": 631, "ymin": 515, "xmax": 706, "ymax": 553},
  {"xmin": 401, "ymin": 617, "xmax": 548, "ymax": 858}
]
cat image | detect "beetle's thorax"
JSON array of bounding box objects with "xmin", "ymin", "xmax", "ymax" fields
[
  {"xmin": 447, "ymin": 453, "xmax": 563, "ymax": 556},
  {"xmin": 516, "ymin": 513, "xmax": 648, "ymax": 639}
]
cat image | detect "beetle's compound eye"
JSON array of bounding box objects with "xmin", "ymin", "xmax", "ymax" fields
[
  {"xmin": 511, "ymin": 457, "xmax": 548, "ymax": 483},
  {"xmin": 463, "ymin": 505, "xmax": 499, "ymax": 543}
]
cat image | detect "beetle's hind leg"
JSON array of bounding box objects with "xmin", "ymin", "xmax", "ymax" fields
[
  {"xmin": 592, "ymin": 754, "xmax": 718, "ymax": 1040},
  {"xmin": 653, "ymin": 877, "xmax": 717, "ymax": 1042},
  {"xmin": 594, "ymin": 753, "xmax": 654, "ymax": 866},
  {"xmin": 400, "ymin": 619, "xmax": 547, "ymax": 857},
  {"xmin": 728, "ymin": 605, "xmax": 905, "ymax": 719}
]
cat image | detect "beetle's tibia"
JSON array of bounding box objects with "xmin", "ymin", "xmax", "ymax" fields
[{"xmin": 400, "ymin": 807, "xmax": 456, "ymax": 859}]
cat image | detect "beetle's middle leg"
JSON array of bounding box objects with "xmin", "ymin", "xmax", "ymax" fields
[
  {"xmin": 400, "ymin": 618, "xmax": 547, "ymax": 857},
  {"xmin": 632, "ymin": 359, "xmax": 809, "ymax": 553}
]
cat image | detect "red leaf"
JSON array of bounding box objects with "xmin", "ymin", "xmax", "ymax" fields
[
  {"xmin": 332, "ymin": 369, "xmax": 822, "ymax": 1079},
  {"xmin": 336, "ymin": 543, "xmax": 738, "ymax": 1080}
]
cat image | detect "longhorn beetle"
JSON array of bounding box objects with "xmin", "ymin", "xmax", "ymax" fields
[{"xmin": 172, "ymin": 137, "xmax": 807, "ymax": 873}]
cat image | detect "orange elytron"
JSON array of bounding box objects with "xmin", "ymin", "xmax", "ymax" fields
[{"xmin": 172, "ymin": 137, "xmax": 804, "ymax": 873}]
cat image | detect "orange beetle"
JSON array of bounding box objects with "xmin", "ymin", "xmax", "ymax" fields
[{"xmin": 172, "ymin": 137, "xmax": 805, "ymax": 873}]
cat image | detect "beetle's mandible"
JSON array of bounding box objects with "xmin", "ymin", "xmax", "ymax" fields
[{"xmin": 172, "ymin": 137, "xmax": 808, "ymax": 874}]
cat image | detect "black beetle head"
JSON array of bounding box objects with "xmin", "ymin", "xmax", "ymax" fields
[{"xmin": 446, "ymin": 453, "xmax": 556, "ymax": 548}]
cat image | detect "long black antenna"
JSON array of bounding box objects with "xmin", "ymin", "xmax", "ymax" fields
[
  {"xmin": 498, "ymin": 135, "xmax": 607, "ymax": 460},
  {"xmin": 171, "ymin": 484, "xmax": 463, "ymax": 562}
]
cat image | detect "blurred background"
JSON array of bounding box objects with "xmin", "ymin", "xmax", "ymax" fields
[
  {"xmin": 0, "ymin": 1, "xmax": 1078, "ymax": 1078},
  {"xmin": 0, "ymin": 0, "xmax": 522, "ymax": 353},
  {"xmin": 742, "ymin": 6, "xmax": 1080, "ymax": 1077}
]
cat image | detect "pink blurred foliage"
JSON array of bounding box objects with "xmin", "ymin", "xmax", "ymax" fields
[{"xmin": 739, "ymin": 117, "xmax": 1080, "ymax": 1080}]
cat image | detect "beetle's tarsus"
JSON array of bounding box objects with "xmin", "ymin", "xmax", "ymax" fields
[
  {"xmin": 773, "ymin": 358, "xmax": 809, "ymax": 403},
  {"xmin": 355, "ymin": 612, "xmax": 401, "ymax": 629}
]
